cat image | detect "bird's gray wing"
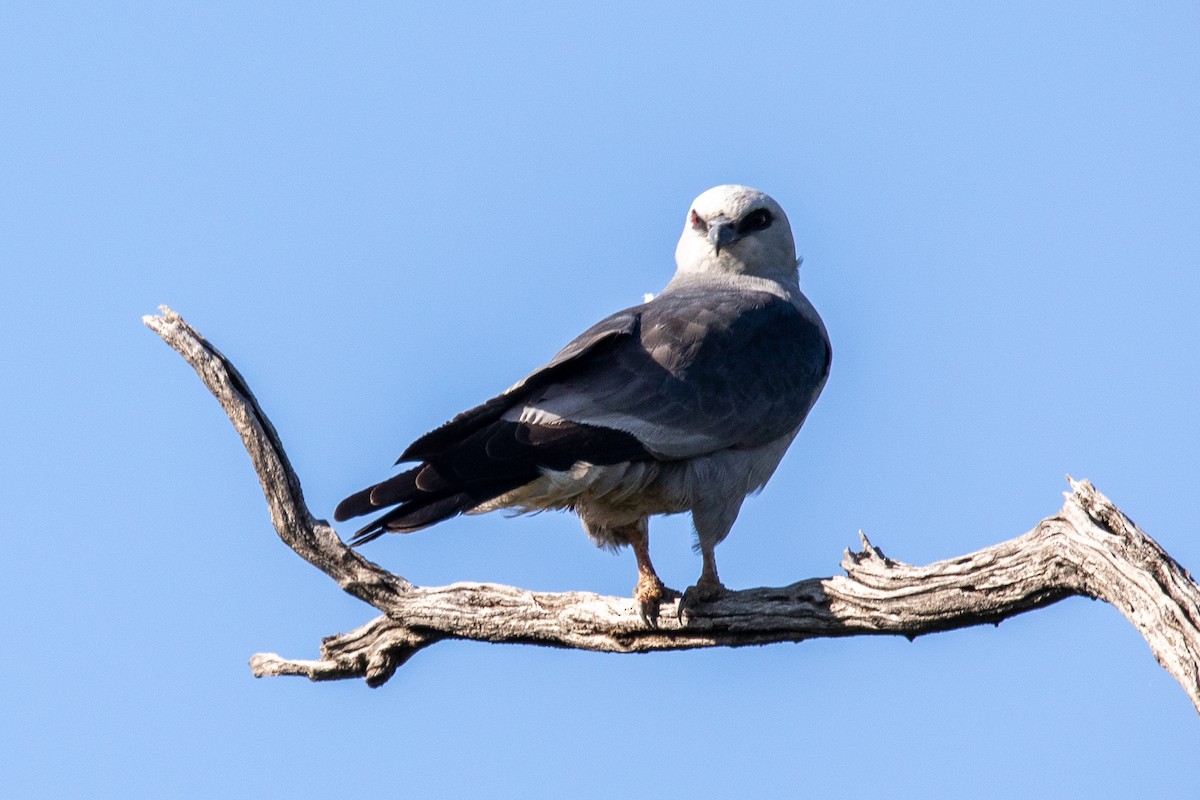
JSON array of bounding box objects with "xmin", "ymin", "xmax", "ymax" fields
[
  {"xmin": 512, "ymin": 284, "xmax": 831, "ymax": 459},
  {"xmin": 398, "ymin": 308, "xmax": 642, "ymax": 462},
  {"xmin": 335, "ymin": 307, "xmax": 651, "ymax": 529},
  {"xmin": 335, "ymin": 284, "xmax": 830, "ymax": 533}
]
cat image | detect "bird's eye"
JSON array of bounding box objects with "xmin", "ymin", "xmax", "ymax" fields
[
  {"xmin": 690, "ymin": 209, "xmax": 708, "ymax": 233},
  {"xmin": 738, "ymin": 208, "xmax": 773, "ymax": 233}
]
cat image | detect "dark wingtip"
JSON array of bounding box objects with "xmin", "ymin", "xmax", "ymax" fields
[
  {"xmin": 345, "ymin": 493, "xmax": 474, "ymax": 546},
  {"xmin": 347, "ymin": 522, "xmax": 389, "ymax": 547},
  {"xmin": 333, "ymin": 486, "xmax": 377, "ymax": 522},
  {"xmin": 383, "ymin": 493, "xmax": 472, "ymax": 533},
  {"xmin": 369, "ymin": 467, "xmax": 422, "ymax": 507}
]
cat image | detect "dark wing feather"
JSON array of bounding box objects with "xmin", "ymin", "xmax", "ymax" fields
[
  {"xmin": 336, "ymin": 307, "xmax": 649, "ymax": 541},
  {"xmin": 335, "ymin": 419, "xmax": 652, "ymax": 543},
  {"xmin": 399, "ymin": 311, "xmax": 640, "ymax": 462},
  {"xmin": 348, "ymin": 494, "xmax": 476, "ymax": 544}
]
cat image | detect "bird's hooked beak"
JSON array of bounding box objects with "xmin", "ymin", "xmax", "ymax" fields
[{"xmin": 706, "ymin": 215, "xmax": 741, "ymax": 255}]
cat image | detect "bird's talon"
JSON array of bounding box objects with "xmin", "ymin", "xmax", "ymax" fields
[
  {"xmin": 678, "ymin": 578, "xmax": 727, "ymax": 622},
  {"xmin": 634, "ymin": 576, "xmax": 679, "ymax": 627}
]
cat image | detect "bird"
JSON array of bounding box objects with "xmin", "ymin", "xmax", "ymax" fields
[{"xmin": 334, "ymin": 184, "xmax": 831, "ymax": 623}]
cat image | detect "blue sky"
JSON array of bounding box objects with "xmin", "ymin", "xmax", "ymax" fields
[{"xmin": 3, "ymin": 2, "xmax": 1198, "ymax": 797}]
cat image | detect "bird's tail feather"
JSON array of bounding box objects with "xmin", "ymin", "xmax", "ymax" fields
[
  {"xmin": 346, "ymin": 493, "xmax": 470, "ymax": 545},
  {"xmin": 346, "ymin": 479, "xmax": 528, "ymax": 546},
  {"xmin": 334, "ymin": 467, "xmax": 422, "ymax": 522},
  {"xmin": 335, "ymin": 419, "xmax": 651, "ymax": 547}
]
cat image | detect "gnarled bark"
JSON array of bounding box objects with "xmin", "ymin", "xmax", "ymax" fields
[{"xmin": 144, "ymin": 306, "xmax": 1200, "ymax": 711}]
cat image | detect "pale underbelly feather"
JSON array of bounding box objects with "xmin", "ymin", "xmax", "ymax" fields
[{"xmin": 469, "ymin": 426, "xmax": 800, "ymax": 530}]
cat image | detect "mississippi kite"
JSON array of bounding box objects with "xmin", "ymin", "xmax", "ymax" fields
[{"xmin": 335, "ymin": 185, "xmax": 832, "ymax": 621}]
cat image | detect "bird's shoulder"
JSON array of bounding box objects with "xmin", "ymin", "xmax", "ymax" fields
[
  {"xmin": 513, "ymin": 278, "xmax": 831, "ymax": 457},
  {"xmin": 638, "ymin": 279, "xmax": 830, "ymax": 376},
  {"xmin": 399, "ymin": 277, "xmax": 829, "ymax": 462}
]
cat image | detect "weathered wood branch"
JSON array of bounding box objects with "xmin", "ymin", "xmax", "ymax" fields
[{"xmin": 144, "ymin": 306, "xmax": 1200, "ymax": 710}]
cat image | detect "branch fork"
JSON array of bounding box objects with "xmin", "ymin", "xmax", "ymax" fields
[{"xmin": 144, "ymin": 306, "xmax": 1200, "ymax": 711}]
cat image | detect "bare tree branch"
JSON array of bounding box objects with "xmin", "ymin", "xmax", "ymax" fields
[{"xmin": 143, "ymin": 306, "xmax": 1200, "ymax": 709}]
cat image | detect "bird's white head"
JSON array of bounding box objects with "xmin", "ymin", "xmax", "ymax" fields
[{"xmin": 673, "ymin": 185, "xmax": 798, "ymax": 284}]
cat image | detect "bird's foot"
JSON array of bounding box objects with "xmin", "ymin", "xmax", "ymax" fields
[
  {"xmin": 634, "ymin": 573, "xmax": 680, "ymax": 627},
  {"xmin": 678, "ymin": 575, "xmax": 728, "ymax": 622}
]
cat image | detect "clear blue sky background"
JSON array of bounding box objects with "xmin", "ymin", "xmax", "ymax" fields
[{"xmin": 3, "ymin": 3, "xmax": 1197, "ymax": 797}]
